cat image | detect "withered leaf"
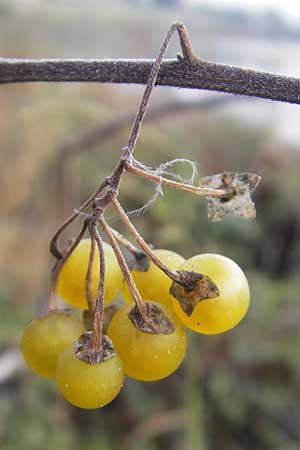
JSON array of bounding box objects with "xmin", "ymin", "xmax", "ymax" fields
[
  {"xmin": 199, "ymin": 172, "xmax": 261, "ymax": 222},
  {"xmin": 170, "ymin": 270, "xmax": 219, "ymax": 316}
]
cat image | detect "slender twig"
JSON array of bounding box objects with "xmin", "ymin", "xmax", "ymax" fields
[
  {"xmin": 85, "ymin": 227, "xmax": 96, "ymax": 314},
  {"xmin": 2, "ymin": 57, "xmax": 300, "ymax": 105},
  {"xmin": 91, "ymin": 226, "xmax": 106, "ymax": 351},
  {"xmin": 125, "ymin": 161, "xmax": 226, "ymax": 197},
  {"xmin": 111, "ymin": 196, "xmax": 183, "ymax": 284},
  {"xmin": 50, "ymin": 22, "xmax": 200, "ymax": 260},
  {"xmin": 50, "ymin": 178, "xmax": 108, "ymax": 258},
  {"xmin": 125, "ymin": 22, "xmax": 197, "ymax": 155},
  {"xmin": 99, "ymin": 217, "xmax": 148, "ymax": 321},
  {"xmin": 176, "ymin": 23, "xmax": 199, "ymax": 63}
]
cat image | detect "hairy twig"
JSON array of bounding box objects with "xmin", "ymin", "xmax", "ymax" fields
[{"xmin": 2, "ymin": 58, "xmax": 300, "ymax": 105}]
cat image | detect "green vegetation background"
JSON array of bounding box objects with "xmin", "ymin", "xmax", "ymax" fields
[{"xmin": 0, "ymin": 3, "xmax": 299, "ymax": 450}]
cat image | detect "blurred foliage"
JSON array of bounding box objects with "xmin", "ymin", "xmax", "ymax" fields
[{"xmin": 1, "ymin": 3, "xmax": 300, "ymax": 450}]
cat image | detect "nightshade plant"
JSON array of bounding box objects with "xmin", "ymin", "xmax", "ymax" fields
[{"xmin": 20, "ymin": 22, "xmax": 261, "ymax": 409}]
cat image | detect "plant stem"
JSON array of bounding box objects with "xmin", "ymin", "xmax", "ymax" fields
[
  {"xmin": 50, "ymin": 178, "xmax": 108, "ymax": 259},
  {"xmin": 125, "ymin": 22, "xmax": 199, "ymax": 157},
  {"xmin": 49, "ymin": 23, "xmax": 201, "ymax": 260},
  {"xmin": 99, "ymin": 217, "xmax": 148, "ymax": 322},
  {"xmin": 91, "ymin": 226, "xmax": 106, "ymax": 351},
  {"xmin": 125, "ymin": 161, "xmax": 226, "ymax": 198},
  {"xmin": 85, "ymin": 227, "xmax": 96, "ymax": 314}
]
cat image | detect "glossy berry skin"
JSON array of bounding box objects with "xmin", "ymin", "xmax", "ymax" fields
[
  {"xmin": 123, "ymin": 249, "xmax": 185, "ymax": 307},
  {"xmin": 172, "ymin": 254, "xmax": 250, "ymax": 334},
  {"xmin": 21, "ymin": 310, "xmax": 85, "ymax": 378},
  {"xmin": 57, "ymin": 239, "xmax": 123, "ymax": 309},
  {"xmin": 56, "ymin": 345, "xmax": 123, "ymax": 409},
  {"xmin": 107, "ymin": 301, "xmax": 187, "ymax": 381}
]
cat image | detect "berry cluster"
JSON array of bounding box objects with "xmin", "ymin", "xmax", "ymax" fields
[
  {"xmin": 21, "ymin": 239, "xmax": 250, "ymax": 409},
  {"xmin": 20, "ymin": 22, "xmax": 258, "ymax": 411}
]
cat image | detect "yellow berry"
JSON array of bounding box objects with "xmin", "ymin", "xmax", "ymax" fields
[
  {"xmin": 107, "ymin": 301, "xmax": 187, "ymax": 381},
  {"xmin": 56, "ymin": 345, "xmax": 123, "ymax": 409},
  {"xmin": 57, "ymin": 239, "xmax": 123, "ymax": 309},
  {"xmin": 21, "ymin": 310, "xmax": 85, "ymax": 378},
  {"xmin": 172, "ymin": 254, "xmax": 250, "ymax": 334}
]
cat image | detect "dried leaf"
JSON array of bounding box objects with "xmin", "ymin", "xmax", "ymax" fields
[
  {"xmin": 200, "ymin": 172, "xmax": 261, "ymax": 222},
  {"xmin": 170, "ymin": 270, "xmax": 219, "ymax": 316}
]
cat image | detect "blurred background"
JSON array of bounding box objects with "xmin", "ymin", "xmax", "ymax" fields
[{"xmin": 1, "ymin": 1, "xmax": 300, "ymax": 449}]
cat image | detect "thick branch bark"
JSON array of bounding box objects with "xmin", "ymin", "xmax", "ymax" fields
[{"xmin": 1, "ymin": 57, "xmax": 300, "ymax": 105}]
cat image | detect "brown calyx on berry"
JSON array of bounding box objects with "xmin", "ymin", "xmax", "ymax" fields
[
  {"xmin": 74, "ymin": 331, "xmax": 115, "ymax": 364},
  {"xmin": 129, "ymin": 302, "xmax": 175, "ymax": 335},
  {"xmin": 170, "ymin": 270, "xmax": 219, "ymax": 316}
]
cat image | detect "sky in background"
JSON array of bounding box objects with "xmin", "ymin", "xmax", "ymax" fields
[{"xmin": 188, "ymin": 0, "xmax": 300, "ymax": 23}]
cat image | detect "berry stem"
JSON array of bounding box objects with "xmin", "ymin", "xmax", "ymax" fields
[
  {"xmin": 90, "ymin": 226, "xmax": 106, "ymax": 352},
  {"xmin": 49, "ymin": 178, "xmax": 108, "ymax": 259},
  {"xmin": 125, "ymin": 22, "xmax": 198, "ymax": 157},
  {"xmin": 85, "ymin": 227, "xmax": 96, "ymax": 314},
  {"xmin": 49, "ymin": 23, "xmax": 200, "ymax": 261},
  {"xmin": 111, "ymin": 196, "xmax": 184, "ymax": 285},
  {"xmin": 99, "ymin": 217, "xmax": 149, "ymax": 322},
  {"xmin": 125, "ymin": 161, "xmax": 227, "ymax": 198}
]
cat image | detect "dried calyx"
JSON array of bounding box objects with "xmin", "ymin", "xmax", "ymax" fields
[
  {"xmin": 129, "ymin": 302, "xmax": 175, "ymax": 335},
  {"xmin": 74, "ymin": 331, "xmax": 115, "ymax": 364},
  {"xmin": 170, "ymin": 270, "xmax": 219, "ymax": 316}
]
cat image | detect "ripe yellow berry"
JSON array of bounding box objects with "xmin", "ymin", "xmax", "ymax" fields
[
  {"xmin": 123, "ymin": 249, "xmax": 185, "ymax": 307},
  {"xmin": 57, "ymin": 239, "xmax": 123, "ymax": 309},
  {"xmin": 172, "ymin": 254, "xmax": 250, "ymax": 334},
  {"xmin": 21, "ymin": 310, "xmax": 85, "ymax": 378},
  {"xmin": 107, "ymin": 301, "xmax": 187, "ymax": 381},
  {"xmin": 56, "ymin": 345, "xmax": 123, "ymax": 409}
]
